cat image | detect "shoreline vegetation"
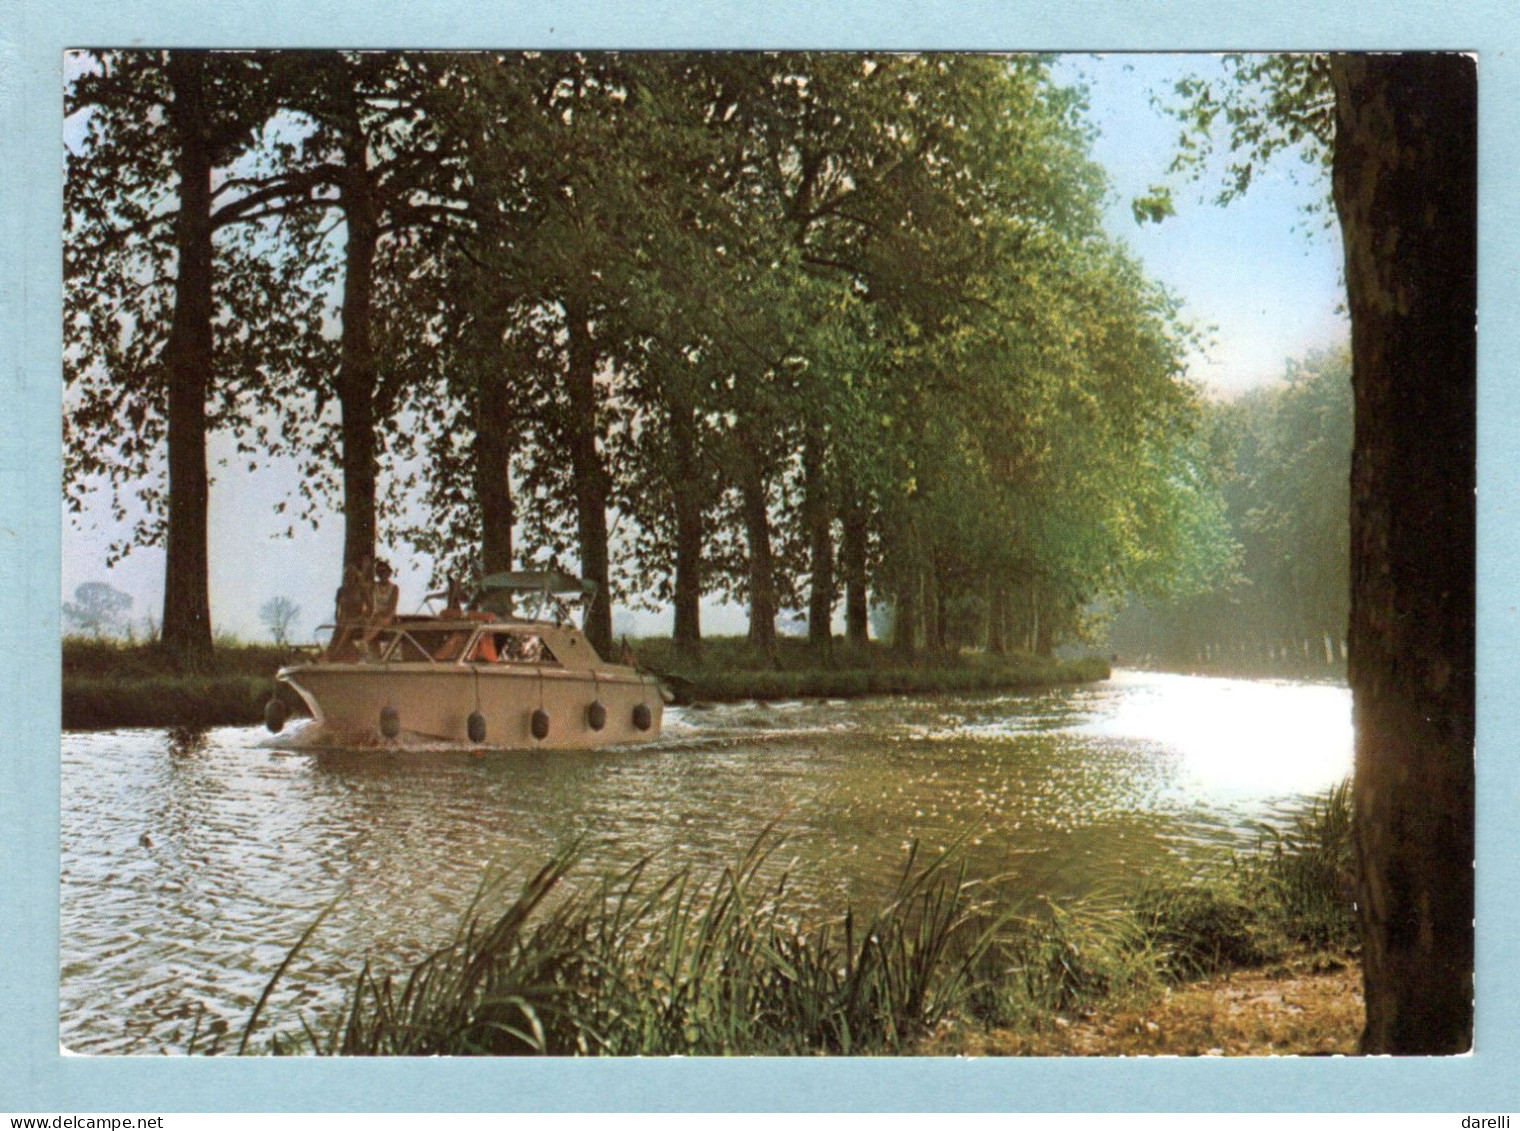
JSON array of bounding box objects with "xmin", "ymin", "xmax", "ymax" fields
[
  {"xmin": 60, "ymin": 635, "xmax": 1111, "ymax": 731},
  {"xmin": 220, "ymin": 783, "xmax": 1359, "ymax": 1057}
]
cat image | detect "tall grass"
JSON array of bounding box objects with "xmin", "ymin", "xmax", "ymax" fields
[
  {"xmin": 248, "ymin": 838, "xmax": 1001, "ymax": 1056},
  {"xmin": 236, "ymin": 783, "xmax": 1357, "ymax": 1056},
  {"xmin": 1245, "ymin": 778, "xmax": 1357, "ymax": 951},
  {"xmin": 1132, "ymin": 778, "xmax": 1357, "ymax": 980}
]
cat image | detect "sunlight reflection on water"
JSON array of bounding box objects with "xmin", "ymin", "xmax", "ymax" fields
[{"xmin": 1075, "ymin": 670, "xmax": 1353, "ymax": 802}]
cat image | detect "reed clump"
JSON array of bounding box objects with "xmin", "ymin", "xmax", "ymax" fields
[
  {"xmin": 246, "ymin": 840, "xmax": 999, "ymax": 1056},
  {"xmin": 234, "ymin": 783, "xmax": 1357, "ymax": 1057},
  {"xmin": 956, "ymin": 780, "xmax": 1358, "ymax": 1034}
]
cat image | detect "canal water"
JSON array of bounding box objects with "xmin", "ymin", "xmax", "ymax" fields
[{"xmin": 59, "ymin": 669, "xmax": 1351, "ymax": 1054}]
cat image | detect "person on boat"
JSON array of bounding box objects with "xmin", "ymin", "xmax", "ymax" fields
[
  {"xmin": 326, "ymin": 557, "xmax": 373, "ymax": 660},
  {"xmin": 441, "ymin": 574, "xmax": 467, "ymax": 619},
  {"xmin": 434, "ymin": 576, "xmax": 472, "ymax": 661},
  {"xmin": 358, "ymin": 559, "xmax": 400, "ymax": 659},
  {"xmin": 471, "ymin": 632, "xmax": 498, "ymax": 663}
]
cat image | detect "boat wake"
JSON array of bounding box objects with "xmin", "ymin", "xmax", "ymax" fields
[{"xmin": 257, "ymin": 708, "xmax": 835, "ymax": 757}]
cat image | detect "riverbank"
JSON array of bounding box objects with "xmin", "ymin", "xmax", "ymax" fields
[
  {"xmin": 930, "ymin": 952, "xmax": 1363, "ymax": 1056},
  {"xmin": 62, "ymin": 639, "xmax": 299, "ymax": 730},
  {"xmin": 636, "ymin": 636, "xmax": 1109, "ymax": 704},
  {"xmin": 60, "ymin": 636, "xmax": 1109, "ymax": 730},
  {"xmin": 227, "ymin": 784, "xmax": 1357, "ymax": 1057}
]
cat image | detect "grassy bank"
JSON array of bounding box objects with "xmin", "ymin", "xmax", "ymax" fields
[
  {"xmin": 635, "ymin": 636, "xmax": 1109, "ymax": 704},
  {"xmin": 61, "ymin": 635, "xmax": 1109, "ymax": 730},
  {"xmin": 227, "ymin": 783, "xmax": 1357, "ymax": 1057},
  {"xmin": 62, "ymin": 638, "xmax": 308, "ymax": 730}
]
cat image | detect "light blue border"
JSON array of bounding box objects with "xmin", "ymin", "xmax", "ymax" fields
[{"xmin": 5, "ymin": 0, "xmax": 1517, "ymax": 1113}]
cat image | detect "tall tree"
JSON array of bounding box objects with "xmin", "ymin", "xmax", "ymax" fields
[
  {"xmin": 273, "ymin": 53, "xmax": 474, "ymax": 579},
  {"xmin": 65, "ymin": 50, "xmax": 325, "ymax": 666},
  {"xmin": 158, "ymin": 51, "xmax": 219, "ymax": 664}
]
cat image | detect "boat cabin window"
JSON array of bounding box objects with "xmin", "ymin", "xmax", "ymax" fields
[{"xmin": 473, "ymin": 631, "xmax": 557, "ymax": 665}]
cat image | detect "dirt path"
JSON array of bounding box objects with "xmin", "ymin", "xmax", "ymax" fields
[{"xmin": 937, "ymin": 955, "xmax": 1364, "ymax": 1057}]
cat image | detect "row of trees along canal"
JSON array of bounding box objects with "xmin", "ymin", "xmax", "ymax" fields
[
  {"xmin": 1106, "ymin": 347, "xmax": 1353, "ymax": 677},
  {"xmin": 65, "ymin": 51, "xmax": 1235, "ymax": 668}
]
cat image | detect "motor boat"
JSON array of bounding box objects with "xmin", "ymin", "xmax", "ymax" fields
[{"xmin": 265, "ymin": 569, "xmax": 665, "ymax": 747}]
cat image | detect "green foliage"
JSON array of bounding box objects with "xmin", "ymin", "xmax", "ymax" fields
[
  {"xmin": 1244, "ymin": 779, "xmax": 1357, "ymax": 951},
  {"xmin": 64, "ymin": 51, "xmax": 334, "ymax": 565},
  {"xmin": 633, "ymin": 634, "xmax": 1107, "ymax": 702},
  {"xmin": 1136, "ymin": 778, "xmax": 1356, "ymax": 979},
  {"xmin": 62, "ymin": 673, "xmax": 292, "ymax": 730},
  {"xmin": 1108, "ymin": 346, "xmax": 1352, "ymax": 671},
  {"xmin": 1134, "ymin": 881, "xmax": 1279, "ymax": 980},
  {"xmin": 972, "ymin": 780, "xmax": 1356, "ymax": 1027},
  {"xmin": 61, "ymin": 638, "xmax": 306, "ymax": 728},
  {"xmin": 1146, "ymin": 53, "xmax": 1334, "ymax": 219},
  {"xmin": 965, "ymin": 901, "xmax": 1162, "ymax": 1029}
]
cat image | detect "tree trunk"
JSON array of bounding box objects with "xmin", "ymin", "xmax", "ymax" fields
[
  {"xmin": 471, "ymin": 331, "xmax": 516, "ymax": 576},
  {"xmin": 564, "ymin": 296, "xmax": 613, "ymax": 657},
  {"xmin": 803, "ymin": 425, "xmax": 835, "ymax": 661},
  {"xmin": 1331, "ymin": 52, "xmax": 1476, "ymax": 1055},
  {"xmin": 469, "ymin": 294, "xmax": 517, "ymax": 575},
  {"xmin": 922, "ymin": 565, "xmax": 940, "ymax": 656},
  {"xmin": 986, "ymin": 580, "xmax": 1007, "ymax": 655},
  {"xmin": 935, "ymin": 582, "xmax": 950, "ymax": 654},
  {"xmin": 892, "ymin": 576, "xmax": 917, "ymax": 660},
  {"xmin": 670, "ymin": 403, "xmax": 704, "ymax": 659},
  {"xmin": 841, "ymin": 496, "xmax": 870, "ymax": 648},
  {"xmin": 160, "ymin": 52, "xmax": 215, "ymax": 668},
  {"xmin": 739, "ymin": 458, "xmax": 779, "ymax": 655},
  {"xmin": 1032, "ymin": 585, "xmax": 1053, "ymax": 658},
  {"xmin": 337, "ymin": 166, "xmax": 380, "ymax": 581}
]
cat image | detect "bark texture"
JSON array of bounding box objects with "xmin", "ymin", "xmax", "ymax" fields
[
  {"xmin": 841, "ymin": 497, "xmax": 870, "ymax": 647},
  {"xmin": 564, "ymin": 297, "xmax": 614, "ymax": 657},
  {"xmin": 803, "ymin": 425, "xmax": 836, "ymax": 660},
  {"xmin": 337, "ymin": 152, "xmax": 380, "ymax": 580},
  {"xmin": 1331, "ymin": 52, "xmax": 1476, "ymax": 1055},
  {"xmin": 471, "ymin": 302, "xmax": 517, "ymax": 576},
  {"xmin": 670, "ymin": 403, "xmax": 704, "ymax": 659},
  {"xmin": 739, "ymin": 460, "xmax": 779, "ymax": 655},
  {"xmin": 160, "ymin": 52, "xmax": 215, "ymax": 667}
]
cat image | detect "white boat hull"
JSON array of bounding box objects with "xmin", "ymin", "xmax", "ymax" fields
[{"xmin": 281, "ymin": 662, "xmax": 664, "ymax": 748}]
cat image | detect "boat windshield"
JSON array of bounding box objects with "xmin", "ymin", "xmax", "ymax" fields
[
  {"xmin": 356, "ymin": 626, "xmax": 475, "ymax": 663},
  {"xmin": 471, "ymin": 630, "xmax": 558, "ymax": 665}
]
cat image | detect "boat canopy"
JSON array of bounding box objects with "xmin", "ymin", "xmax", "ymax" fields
[
  {"xmin": 478, "ymin": 569, "xmax": 597, "ymax": 597},
  {"xmin": 473, "ymin": 569, "xmax": 597, "ymax": 617}
]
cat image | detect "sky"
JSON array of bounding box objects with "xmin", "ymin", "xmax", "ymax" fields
[{"xmin": 61, "ymin": 52, "xmax": 1351, "ymax": 646}]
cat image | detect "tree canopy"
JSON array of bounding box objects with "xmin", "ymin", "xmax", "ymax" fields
[{"xmin": 65, "ymin": 50, "xmax": 1231, "ymax": 662}]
